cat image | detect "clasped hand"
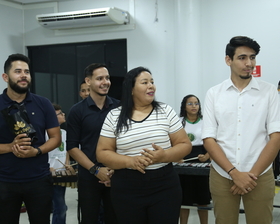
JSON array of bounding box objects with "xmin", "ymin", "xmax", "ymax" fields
[
  {"xmin": 11, "ymin": 133, "xmax": 35, "ymax": 158},
  {"xmin": 126, "ymin": 143, "xmax": 165, "ymax": 174},
  {"xmin": 97, "ymin": 167, "xmax": 114, "ymax": 187},
  {"xmin": 230, "ymin": 171, "xmax": 257, "ymax": 195},
  {"xmin": 141, "ymin": 143, "xmax": 166, "ymax": 164}
]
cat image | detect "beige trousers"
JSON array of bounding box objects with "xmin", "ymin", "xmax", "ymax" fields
[{"xmin": 210, "ymin": 166, "xmax": 275, "ymax": 224}]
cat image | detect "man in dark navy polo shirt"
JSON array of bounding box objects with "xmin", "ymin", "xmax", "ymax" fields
[
  {"xmin": 0, "ymin": 54, "xmax": 61, "ymax": 223},
  {"xmin": 66, "ymin": 63, "xmax": 119, "ymax": 224}
]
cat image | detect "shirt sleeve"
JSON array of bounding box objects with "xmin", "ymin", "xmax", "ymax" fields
[
  {"xmin": 66, "ymin": 105, "xmax": 82, "ymax": 151},
  {"xmin": 201, "ymin": 88, "xmax": 218, "ymax": 140},
  {"xmin": 165, "ymin": 104, "xmax": 183, "ymax": 134},
  {"xmin": 42, "ymin": 98, "xmax": 59, "ymax": 130},
  {"xmin": 100, "ymin": 109, "xmax": 118, "ymax": 138},
  {"xmin": 267, "ymin": 87, "xmax": 280, "ymax": 135}
]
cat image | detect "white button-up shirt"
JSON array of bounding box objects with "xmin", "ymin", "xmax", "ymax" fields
[{"xmin": 202, "ymin": 77, "xmax": 280, "ymax": 179}]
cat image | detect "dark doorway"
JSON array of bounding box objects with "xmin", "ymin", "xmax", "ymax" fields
[{"xmin": 27, "ymin": 39, "xmax": 127, "ymax": 122}]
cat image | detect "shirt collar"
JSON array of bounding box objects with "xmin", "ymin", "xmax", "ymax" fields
[
  {"xmin": 186, "ymin": 117, "xmax": 201, "ymax": 124},
  {"xmin": 244, "ymin": 77, "xmax": 260, "ymax": 91},
  {"xmin": 2, "ymin": 88, "xmax": 32, "ymax": 105},
  {"xmin": 225, "ymin": 77, "xmax": 260, "ymax": 92},
  {"xmin": 86, "ymin": 95, "xmax": 113, "ymax": 109}
]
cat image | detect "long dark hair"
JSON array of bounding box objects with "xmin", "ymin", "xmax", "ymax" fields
[
  {"xmin": 179, "ymin": 94, "xmax": 202, "ymax": 128},
  {"xmin": 115, "ymin": 66, "xmax": 161, "ymax": 135}
]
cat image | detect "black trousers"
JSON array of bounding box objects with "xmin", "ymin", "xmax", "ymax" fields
[
  {"xmin": 78, "ymin": 176, "xmax": 118, "ymax": 224},
  {"xmin": 0, "ymin": 175, "xmax": 53, "ymax": 224},
  {"xmin": 111, "ymin": 163, "xmax": 182, "ymax": 224}
]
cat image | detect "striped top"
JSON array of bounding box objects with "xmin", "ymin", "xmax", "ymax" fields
[{"xmin": 100, "ymin": 103, "xmax": 183, "ymax": 170}]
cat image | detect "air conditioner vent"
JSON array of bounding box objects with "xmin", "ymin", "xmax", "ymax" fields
[{"xmin": 36, "ymin": 7, "xmax": 129, "ymax": 30}]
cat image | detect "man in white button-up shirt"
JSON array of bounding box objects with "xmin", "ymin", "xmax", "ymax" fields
[{"xmin": 202, "ymin": 36, "xmax": 280, "ymax": 224}]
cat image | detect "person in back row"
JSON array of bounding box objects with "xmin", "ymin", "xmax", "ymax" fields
[
  {"xmin": 179, "ymin": 94, "xmax": 211, "ymax": 224},
  {"xmin": 67, "ymin": 63, "xmax": 119, "ymax": 224},
  {"xmin": 79, "ymin": 80, "xmax": 90, "ymax": 100},
  {"xmin": 49, "ymin": 103, "xmax": 75, "ymax": 224}
]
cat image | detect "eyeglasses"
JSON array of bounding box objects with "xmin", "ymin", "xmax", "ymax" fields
[
  {"xmin": 186, "ymin": 103, "xmax": 199, "ymax": 106},
  {"xmin": 56, "ymin": 111, "xmax": 64, "ymax": 116}
]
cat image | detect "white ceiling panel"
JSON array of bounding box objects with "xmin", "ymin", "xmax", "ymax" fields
[{"xmin": 6, "ymin": 0, "xmax": 72, "ymax": 4}]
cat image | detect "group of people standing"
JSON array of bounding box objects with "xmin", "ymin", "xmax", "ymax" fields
[{"xmin": 0, "ymin": 35, "xmax": 279, "ymax": 224}]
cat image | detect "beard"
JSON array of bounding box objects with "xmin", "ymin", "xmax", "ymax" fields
[
  {"xmin": 239, "ymin": 73, "xmax": 252, "ymax": 80},
  {"xmin": 97, "ymin": 93, "xmax": 108, "ymax": 97},
  {"xmin": 9, "ymin": 78, "xmax": 31, "ymax": 94},
  {"xmin": 94, "ymin": 86, "xmax": 110, "ymax": 97}
]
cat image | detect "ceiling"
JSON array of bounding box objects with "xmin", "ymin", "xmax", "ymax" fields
[{"xmin": 7, "ymin": 0, "xmax": 73, "ymax": 4}]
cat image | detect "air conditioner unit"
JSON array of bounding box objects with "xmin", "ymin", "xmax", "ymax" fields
[{"xmin": 36, "ymin": 7, "xmax": 129, "ymax": 30}]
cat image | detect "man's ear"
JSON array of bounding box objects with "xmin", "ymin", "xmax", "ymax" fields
[
  {"xmin": 225, "ymin": 55, "xmax": 232, "ymax": 66},
  {"xmin": 85, "ymin": 77, "xmax": 90, "ymax": 85},
  {"xmin": 2, "ymin": 73, "xmax": 8, "ymax": 82}
]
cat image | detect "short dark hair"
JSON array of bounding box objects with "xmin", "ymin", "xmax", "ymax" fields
[
  {"xmin": 179, "ymin": 94, "xmax": 202, "ymax": 128},
  {"xmin": 84, "ymin": 63, "xmax": 107, "ymax": 78},
  {"xmin": 115, "ymin": 66, "xmax": 161, "ymax": 135},
  {"xmin": 225, "ymin": 36, "xmax": 260, "ymax": 60},
  {"xmin": 52, "ymin": 103, "xmax": 62, "ymax": 111},
  {"xmin": 80, "ymin": 80, "xmax": 86, "ymax": 89},
  {"xmin": 4, "ymin": 53, "xmax": 30, "ymax": 73}
]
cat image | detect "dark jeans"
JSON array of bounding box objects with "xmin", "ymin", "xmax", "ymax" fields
[
  {"xmin": 0, "ymin": 175, "xmax": 53, "ymax": 224},
  {"xmin": 52, "ymin": 185, "xmax": 67, "ymax": 224},
  {"xmin": 78, "ymin": 176, "xmax": 117, "ymax": 224}
]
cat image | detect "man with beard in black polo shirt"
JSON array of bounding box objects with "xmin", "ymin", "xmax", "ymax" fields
[{"xmin": 0, "ymin": 53, "xmax": 61, "ymax": 224}]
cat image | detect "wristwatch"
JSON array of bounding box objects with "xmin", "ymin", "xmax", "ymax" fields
[
  {"xmin": 89, "ymin": 164, "xmax": 98, "ymax": 174},
  {"xmin": 35, "ymin": 147, "xmax": 42, "ymax": 157}
]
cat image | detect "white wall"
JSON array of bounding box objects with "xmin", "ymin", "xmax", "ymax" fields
[
  {"xmin": 22, "ymin": 0, "xmax": 178, "ymax": 110},
  {"xmin": 0, "ymin": 0, "xmax": 279, "ymax": 113},
  {"xmin": 0, "ymin": 1, "xmax": 24, "ymax": 91},
  {"xmin": 199, "ymin": 0, "xmax": 280, "ymax": 107}
]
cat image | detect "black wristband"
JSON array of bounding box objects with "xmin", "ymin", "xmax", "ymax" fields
[
  {"xmin": 89, "ymin": 164, "xmax": 98, "ymax": 174},
  {"xmin": 227, "ymin": 167, "xmax": 236, "ymax": 175},
  {"xmin": 36, "ymin": 147, "xmax": 42, "ymax": 157}
]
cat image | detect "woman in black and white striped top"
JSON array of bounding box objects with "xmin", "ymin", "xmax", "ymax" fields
[{"xmin": 97, "ymin": 66, "xmax": 192, "ymax": 224}]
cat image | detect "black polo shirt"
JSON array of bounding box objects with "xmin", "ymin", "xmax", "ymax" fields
[
  {"xmin": 66, "ymin": 95, "xmax": 119, "ymax": 180},
  {"xmin": 0, "ymin": 89, "xmax": 59, "ymax": 182}
]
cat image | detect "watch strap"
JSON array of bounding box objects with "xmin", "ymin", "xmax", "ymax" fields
[
  {"xmin": 94, "ymin": 167, "xmax": 100, "ymax": 175},
  {"xmin": 89, "ymin": 164, "xmax": 98, "ymax": 174},
  {"xmin": 36, "ymin": 147, "xmax": 42, "ymax": 157}
]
